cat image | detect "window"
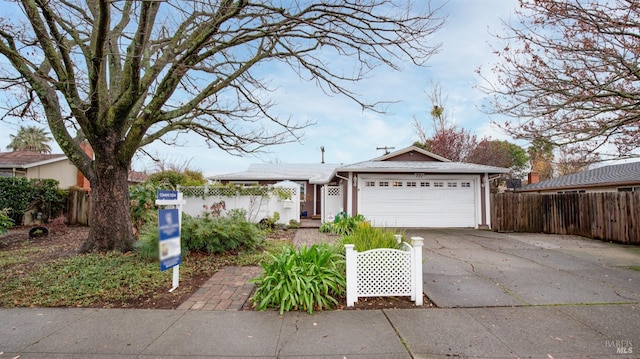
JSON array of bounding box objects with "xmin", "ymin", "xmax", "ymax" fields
[
  {"xmin": 461, "ymin": 182, "xmax": 471, "ymax": 188},
  {"xmin": 433, "ymin": 182, "xmax": 444, "ymax": 188},
  {"xmin": 295, "ymin": 181, "xmax": 306, "ymax": 202},
  {"xmin": 232, "ymin": 181, "xmax": 258, "ymax": 186},
  {"xmin": 406, "ymin": 181, "xmax": 416, "ymax": 187},
  {"xmin": 420, "ymin": 182, "xmax": 430, "ymax": 187},
  {"xmin": 618, "ymin": 187, "xmax": 640, "ymax": 192},
  {"xmin": 365, "ymin": 181, "xmax": 376, "ymax": 187},
  {"xmin": 447, "ymin": 182, "xmax": 457, "ymax": 188},
  {"xmin": 392, "ymin": 181, "xmax": 403, "ymax": 187},
  {"xmin": 379, "ymin": 181, "xmax": 389, "ymax": 187}
]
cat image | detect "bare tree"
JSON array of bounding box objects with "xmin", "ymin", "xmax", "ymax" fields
[
  {"xmin": 479, "ymin": 0, "xmax": 640, "ymax": 159},
  {"xmin": 414, "ymin": 83, "xmax": 479, "ymax": 162},
  {"xmin": 555, "ymin": 147, "xmax": 600, "ymax": 177},
  {"xmin": 0, "ymin": 0, "xmax": 444, "ymax": 252}
]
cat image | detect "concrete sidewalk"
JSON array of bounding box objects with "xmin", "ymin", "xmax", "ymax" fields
[
  {"xmin": 1, "ymin": 305, "xmax": 636, "ymax": 358},
  {"xmin": 2, "ymin": 228, "xmax": 638, "ymax": 358}
]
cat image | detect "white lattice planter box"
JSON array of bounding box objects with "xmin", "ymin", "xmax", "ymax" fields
[{"xmin": 345, "ymin": 237, "xmax": 424, "ymax": 307}]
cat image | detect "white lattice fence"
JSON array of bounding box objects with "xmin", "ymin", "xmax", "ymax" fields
[
  {"xmin": 177, "ymin": 181, "xmax": 299, "ymax": 224},
  {"xmin": 345, "ymin": 237, "xmax": 424, "ymax": 306}
]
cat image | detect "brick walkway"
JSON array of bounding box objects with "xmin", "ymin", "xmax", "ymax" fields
[
  {"xmin": 177, "ymin": 266, "xmax": 263, "ymax": 311},
  {"xmin": 179, "ymin": 222, "xmax": 337, "ymax": 311}
]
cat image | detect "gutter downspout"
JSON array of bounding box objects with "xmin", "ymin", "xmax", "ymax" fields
[{"xmin": 483, "ymin": 174, "xmax": 503, "ymax": 229}]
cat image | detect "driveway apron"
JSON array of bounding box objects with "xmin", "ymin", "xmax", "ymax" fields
[{"xmin": 404, "ymin": 228, "xmax": 640, "ymax": 308}]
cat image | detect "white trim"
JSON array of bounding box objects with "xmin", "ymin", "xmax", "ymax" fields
[
  {"xmin": 371, "ymin": 145, "xmax": 452, "ymax": 162},
  {"xmin": 484, "ymin": 173, "xmax": 491, "ymax": 229},
  {"xmin": 347, "ymin": 172, "xmax": 354, "ymax": 215},
  {"xmin": 475, "ymin": 177, "xmax": 482, "ymax": 229},
  {"xmin": 313, "ymin": 183, "xmax": 317, "ymax": 216}
]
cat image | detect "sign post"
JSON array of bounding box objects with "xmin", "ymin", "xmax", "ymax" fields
[{"xmin": 155, "ymin": 190, "xmax": 186, "ymax": 292}]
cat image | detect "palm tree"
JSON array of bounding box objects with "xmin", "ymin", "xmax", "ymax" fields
[{"xmin": 7, "ymin": 126, "xmax": 53, "ymax": 153}]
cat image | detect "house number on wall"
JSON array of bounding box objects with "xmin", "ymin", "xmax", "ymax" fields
[{"xmin": 415, "ymin": 173, "xmax": 425, "ymax": 178}]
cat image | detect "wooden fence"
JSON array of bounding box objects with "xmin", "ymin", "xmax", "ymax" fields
[
  {"xmin": 492, "ymin": 192, "xmax": 640, "ymax": 245},
  {"xmin": 67, "ymin": 187, "xmax": 91, "ymax": 226}
]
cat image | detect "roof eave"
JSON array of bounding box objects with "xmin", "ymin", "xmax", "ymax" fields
[
  {"xmin": 337, "ymin": 167, "xmax": 509, "ymax": 174},
  {"xmin": 518, "ymin": 180, "xmax": 640, "ymax": 192}
]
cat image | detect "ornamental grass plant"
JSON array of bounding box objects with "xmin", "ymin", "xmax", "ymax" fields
[
  {"xmin": 340, "ymin": 223, "xmax": 403, "ymax": 252},
  {"xmin": 250, "ymin": 243, "xmax": 346, "ymax": 314}
]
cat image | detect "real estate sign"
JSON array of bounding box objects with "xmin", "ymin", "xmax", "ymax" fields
[{"xmin": 158, "ymin": 208, "xmax": 181, "ymax": 271}]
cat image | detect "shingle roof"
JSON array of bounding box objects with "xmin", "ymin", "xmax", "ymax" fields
[
  {"xmin": 0, "ymin": 151, "xmax": 67, "ymax": 168},
  {"xmin": 338, "ymin": 160, "xmax": 510, "ymax": 174},
  {"xmin": 210, "ymin": 163, "xmax": 340, "ymax": 184},
  {"xmin": 520, "ymin": 161, "xmax": 640, "ymax": 192}
]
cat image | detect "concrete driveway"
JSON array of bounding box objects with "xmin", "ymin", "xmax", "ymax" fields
[{"xmin": 403, "ymin": 229, "xmax": 640, "ymax": 308}]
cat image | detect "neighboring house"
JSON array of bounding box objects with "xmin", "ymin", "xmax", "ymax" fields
[
  {"xmin": 519, "ymin": 161, "xmax": 640, "ymax": 194},
  {"xmin": 212, "ymin": 146, "xmax": 509, "ymax": 228},
  {"xmin": 0, "ymin": 150, "xmax": 148, "ymax": 189},
  {"xmin": 127, "ymin": 170, "xmax": 149, "ymax": 185},
  {"xmin": 0, "ymin": 151, "xmax": 80, "ymax": 188}
]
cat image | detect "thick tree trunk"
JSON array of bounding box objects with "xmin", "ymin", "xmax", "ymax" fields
[{"xmin": 79, "ymin": 156, "xmax": 135, "ymax": 253}]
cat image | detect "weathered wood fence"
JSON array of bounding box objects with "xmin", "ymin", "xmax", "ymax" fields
[
  {"xmin": 492, "ymin": 192, "xmax": 640, "ymax": 244},
  {"xmin": 66, "ymin": 187, "xmax": 91, "ymax": 225}
]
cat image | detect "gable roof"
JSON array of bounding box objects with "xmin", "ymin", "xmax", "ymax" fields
[
  {"xmin": 211, "ymin": 163, "xmax": 340, "ymax": 184},
  {"xmin": 373, "ymin": 145, "xmax": 452, "ymax": 162},
  {"xmin": 520, "ymin": 161, "xmax": 640, "ymax": 192},
  {"xmin": 338, "ymin": 145, "xmax": 509, "ymax": 174},
  {"xmin": 0, "ymin": 151, "xmax": 68, "ymax": 168}
]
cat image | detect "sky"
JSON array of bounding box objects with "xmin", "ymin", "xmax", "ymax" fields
[{"xmin": 0, "ymin": 0, "xmax": 521, "ymax": 177}]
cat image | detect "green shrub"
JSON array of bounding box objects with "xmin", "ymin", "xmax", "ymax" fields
[
  {"xmin": 250, "ymin": 244, "xmax": 346, "ymax": 314},
  {"xmin": 318, "ymin": 212, "xmax": 367, "ymax": 236},
  {"xmin": 146, "ymin": 169, "xmax": 207, "ymax": 187},
  {"xmin": 134, "ymin": 209, "xmax": 263, "ymax": 259},
  {"xmin": 0, "ymin": 208, "xmax": 14, "ymax": 234},
  {"xmin": 341, "ymin": 224, "xmax": 403, "ymax": 251},
  {"xmin": 181, "ymin": 209, "xmax": 264, "ymax": 254},
  {"xmin": 318, "ymin": 222, "xmax": 332, "ymax": 233},
  {"xmin": 0, "ymin": 177, "xmax": 66, "ymax": 223},
  {"xmin": 133, "ymin": 224, "xmax": 162, "ymax": 261},
  {"xmin": 258, "ymin": 211, "xmax": 280, "ymax": 230}
]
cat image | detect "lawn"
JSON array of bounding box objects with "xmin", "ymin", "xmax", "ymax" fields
[{"xmin": 0, "ymin": 225, "xmax": 292, "ymax": 309}]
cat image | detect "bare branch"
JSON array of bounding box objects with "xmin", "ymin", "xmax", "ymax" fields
[{"xmin": 479, "ymin": 0, "xmax": 640, "ymax": 159}]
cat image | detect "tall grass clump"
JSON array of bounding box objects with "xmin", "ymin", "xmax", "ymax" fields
[
  {"xmin": 318, "ymin": 212, "xmax": 367, "ymax": 235},
  {"xmin": 250, "ymin": 244, "xmax": 345, "ymax": 314},
  {"xmin": 341, "ymin": 223, "xmax": 402, "ymax": 251}
]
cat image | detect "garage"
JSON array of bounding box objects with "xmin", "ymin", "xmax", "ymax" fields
[
  {"xmin": 335, "ymin": 146, "xmax": 509, "ymax": 229},
  {"xmin": 358, "ymin": 174, "xmax": 478, "ymax": 227}
]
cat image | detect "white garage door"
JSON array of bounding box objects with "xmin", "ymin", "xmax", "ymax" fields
[{"xmin": 358, "ymin": 176, "xmax": 477, "ymax": 228}]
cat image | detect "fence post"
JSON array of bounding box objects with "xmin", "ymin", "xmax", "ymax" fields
[
  {"xmin": 344, "ymin": 244, "xmax": 357, "ymax": 307},
  {"xmin": 411, "ymin": 236, "xmax": 424, "ymax": 306}
]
